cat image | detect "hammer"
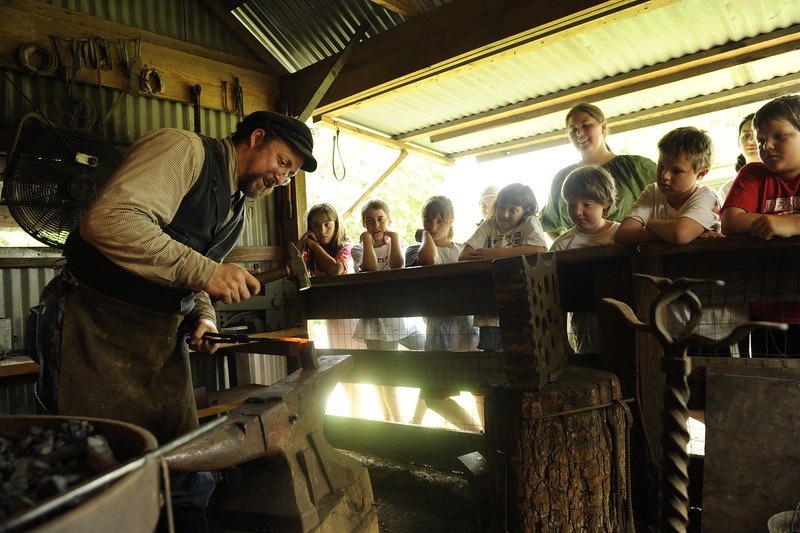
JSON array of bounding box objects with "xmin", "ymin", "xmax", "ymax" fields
[{"xmin": 251, "ymin": 243, "xmax": 310, "ymax": 290}]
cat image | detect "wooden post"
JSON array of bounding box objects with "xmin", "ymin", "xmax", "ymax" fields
[{"xmin": 484, "ymin": 365, "xmax": 631, "ymax": 532}]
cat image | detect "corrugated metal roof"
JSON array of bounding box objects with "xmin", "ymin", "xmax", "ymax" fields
[
  {"xmin": 324, "ymin": 0, "xmax": 800, "ymax": 160},
  {"xmin": 233, "ymin": 0, "xmax": 407, "ymax": 73},
  {"xmin": 262, "ymin": 0, "xmax": 800, "ymax": 161}
]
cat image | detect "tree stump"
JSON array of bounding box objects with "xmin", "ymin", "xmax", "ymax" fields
[{"xmin": 485, "ymin": 365, "xmax": 631, "ymax": 532}]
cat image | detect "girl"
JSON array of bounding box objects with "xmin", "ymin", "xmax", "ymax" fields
[
  {"xmin": 351, "ymin": 199, "xmax": 422, "ymax": 350},
  {"xmin": 460, "ymin": 183, "xmax": 547, "ymax": 350},
  {"xmin": 540, "ymin": 102, "xmax": 656, "ymax": 240},
  {"xmin": 406, "ymin": 196, "xmax": 480, "ymax": 430},
  {"xmin": 406, "ymin": 196, "xmax": 477, "ymax": 351},
  {"xmin": 352, "ymin": 199, "xmax": 423, "ymax": 421},
  {"xmin": 550, "ymin": 165, "xmax": 618, "ymax": 353},
  {"xmin": 298, "ymin": 203, "xmax": 353, "ymax": 277},
  {"xmin": 352, "ymin": 199, "xmax": 404, "ymax": 274},
  {"xmin": 297, "ymin": 203, "xmax": 359, "ymax": 351},
  {"xmin": 718, "ymin": 113, "xmax": 760, "ymax": 200}
]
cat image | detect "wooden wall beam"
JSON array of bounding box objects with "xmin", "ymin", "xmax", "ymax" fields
[{"xmin": 0, "ymin": 0, "xmax": 278, "ymax": 112}]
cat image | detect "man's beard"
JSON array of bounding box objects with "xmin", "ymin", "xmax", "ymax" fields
[{"xmin": 240, "ymin": 172, "xmax": 275, "ymax": 200}]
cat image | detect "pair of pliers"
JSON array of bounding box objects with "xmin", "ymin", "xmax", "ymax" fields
[{"xmin": 202, "ymin": 332, "xmax": 251, "ymax": 344}]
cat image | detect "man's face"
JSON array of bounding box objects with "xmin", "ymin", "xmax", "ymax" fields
[{"xmin": 238, "ymin": 132, "xmax": 303, "ymax": 200}]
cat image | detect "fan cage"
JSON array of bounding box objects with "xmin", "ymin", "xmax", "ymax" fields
[{"xmin": 3, "ymin": 130, "xmax": 121, "ymax": 248}]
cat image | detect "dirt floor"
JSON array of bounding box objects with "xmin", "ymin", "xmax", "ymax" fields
[
  {"xmin": 208, "ymin": 451, "xmax": 492, "ymax": 533},
  {"xmin": 351, "ymin": 452, "xmax": 492, "ymax": 533}
]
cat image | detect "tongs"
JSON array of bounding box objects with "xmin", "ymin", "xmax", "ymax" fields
[{"xmin": 202, "ymin": 332, "xmax": 251, "ymax": 344}]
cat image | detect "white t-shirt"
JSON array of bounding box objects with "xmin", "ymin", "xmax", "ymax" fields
[
  {"xmin": 549, "ymin": 221, "xmax": 619, "ymax": 354},
  {"xmin": 625, "ymin": 184, "xmax": 745, "ymax": 349},
  {"xmin": 624, "ymin": 183, "xmax": 721, "ymax": 231},
  {"xmin": 352, "ymin": 239, "xmax": 404, "ymax": 272},
  {"xmin": 464, "ymin": 216, "xmax": 547, "ymax": 251},
  {"xmin": 405, "ymin": 242, "xmax": 463, "ymax": 266},
  {"xmin": 550, "ymin": 221, "xmax": 620, "ymax": 252}
]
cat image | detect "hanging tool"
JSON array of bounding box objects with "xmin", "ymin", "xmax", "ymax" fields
[{"xmin": 191, "ymin": 84, "xmax": 202, "ymax": 134}]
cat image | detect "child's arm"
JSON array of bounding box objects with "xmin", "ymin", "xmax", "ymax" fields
[
  {"xmin": 416, "ymin": 230, "xmax": 439, "ymax": 265},
  {"xmin": 721, "ymin": 207, "xmax": 757, "ymax": 235},
  {"xmin": 614, "ymin": 217, "xmax": 653, "ymax": 244},
  {"xmin": 460, "ymin": 245, "xmax": 546, "ymax": 260},
  {"xmin": 643, "ymin": 217, "xmax": 706, "ymax": 244},
  {"xmin": 385, "ymin": 231, "xmax": 405, "ymax": 268},
  {"xmin": 750, "ymin": 213, "xmax": 800, "ymax": 239},
  {"xmin": 359, "ymin": 231, "xmax": 379, "ymax": 271},
  {"xmin": 458, "ymin": 244, "xmax": 475, "ymax": 261},
  {"xmin": 304, "ymin": 240, "xmax": 345, "ymax": 275},
  {"xmin": 297, "ymin": 230, "xmax": 315, "ymax": 252}
]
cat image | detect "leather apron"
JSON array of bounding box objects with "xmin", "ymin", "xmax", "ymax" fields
[{"xmin": 57, "ymin": 280, "xmax": 197, "ymax": 444}]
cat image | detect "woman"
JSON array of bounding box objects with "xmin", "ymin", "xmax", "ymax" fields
[
  {"xmin": 718, "ymin": 112, "xmax": 759, "ymax": 200},
  {"xmin": 541, "ymin": 102, "xmax": 657, "ymax": 240}
]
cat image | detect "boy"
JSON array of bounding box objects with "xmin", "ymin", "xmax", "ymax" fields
[
  {"xmin": 615, "ymin": 126, "xmax": 721, "ymax": 244},
  {"xmin": 722, "ymin": 95, "xmax": 800, "ymax": 356},
  {"xmin": 616, "ymin": 127, "xmax": 746, "ymax": 355}
]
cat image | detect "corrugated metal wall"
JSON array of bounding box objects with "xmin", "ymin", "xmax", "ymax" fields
[{"xmin": 0, "ymin": 0, "xmax": 287, "ymax": 412}]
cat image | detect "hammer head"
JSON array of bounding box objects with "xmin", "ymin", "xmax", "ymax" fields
[{"xmin": 286, "ymin": 243, "xmax": 311, "ymax": 290}]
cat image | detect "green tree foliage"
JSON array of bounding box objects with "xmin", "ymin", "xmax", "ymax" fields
[{"xmin": 304, "ymin": 129, "xmax": 445, "ymax": 246}]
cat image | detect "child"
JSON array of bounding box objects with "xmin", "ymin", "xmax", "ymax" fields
[
  {"xmin": 352, "ymin": 199, "xmax": 422, "ymax": 350},
  {"xmin": 298, "ymin": 203, "xmax": 360, "ymax": 351},
  {"xmin": 614, "ymin": 126, "xmax": 721, "ymax": 245},
  {"xmin": 550, "ymin": 164, "xmax": 619, "ymax": 353},
  {"xmin": 406, "ymin": 195, "xmax": 477, "ymax": 351},
  {"xmin": 406, "ymin": 196, "xmax": 480, "ymax": 431},
  {"xmin": 722, "ymin": 95, "xmax": 800, "ymax": 356},
  {"xmin": 477, "ymin": 185, "xmax": 499, "ymax": 224},
  {"xmin": 618, "ymin": 126, "xmax": 745, "ymax": 355},
  {"xmin": 460, "ymin": 183, "xmax": 547, "ymax": 350},
  {"xmin": 298, "ymin": 203, "xmax": 353, "ymax": 276},
  {"xmin": 351, "ymin": 199, "xmax": 423, "ymax": 422}
]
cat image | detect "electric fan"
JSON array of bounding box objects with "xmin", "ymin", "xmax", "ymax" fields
[{"xmin": 2, "ymin": 128, "xmax": 121, "ymax": 248}]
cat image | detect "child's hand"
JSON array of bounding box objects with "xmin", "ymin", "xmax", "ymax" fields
[
  {"xmin": 415, "ymin": 228, "xmax": 425, "ymax": 242},
  {"xmin": 360, "ymin": 231, "xmax": 373, "ymax": 245},
  {"xmin": 751, "ymin": 214, "xmax": 800, "ymax": 240},
  {"xmin": 463, "ymin": 247, "xmax": 494, "ymax": 261},
  {"xmin": 697, "ymin": 230, "xmax": 725, "ymax": 239},
  {"xmin": 298, "ymin": 230, "xmax": 316, "ymax": 250},
  {"xmin": 384, "ymin": 230, "xmax": 399, "ymax": 242}
]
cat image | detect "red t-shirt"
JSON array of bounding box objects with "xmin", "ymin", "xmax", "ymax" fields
[{"xmin": 723, "ymin": 162, "xmax": 800, "ymax": 322}]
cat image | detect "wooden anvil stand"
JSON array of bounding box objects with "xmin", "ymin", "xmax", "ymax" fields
[{"xmin": 485, "ymin": 253, "xmax": 632, "ymax": 532}]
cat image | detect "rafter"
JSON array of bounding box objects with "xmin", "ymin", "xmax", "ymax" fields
[
  {"xmin": 368, "ymin": 1, "xmax": 413, "ymax": 18},
  {"xmin": 394, "ymin": 24, "xmax": 800, "ymax": 144},
  {"xmin": 464, "ymin": 71, "xmax": 800, "ymax": 162},
  {"xmin": 290, "ymin": 0, "xmax": 679, "ymax": 119},
  {"xmin": 315, "ymin": 116, "xmax": 454, "ymax": 166}
]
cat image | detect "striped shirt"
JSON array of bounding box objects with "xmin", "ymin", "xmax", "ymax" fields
[{"xmin": 79, "ymin": 128, "xmax": 239, "ymax": 322}]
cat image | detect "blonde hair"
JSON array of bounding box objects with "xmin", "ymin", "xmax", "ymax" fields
[
  {"xmin": 361, "ymin": 199, "xmax": 391, "ymax": 221},
  {"xmin": 657, "ymin": 126, "xmax": 714, "ymax": 172}
]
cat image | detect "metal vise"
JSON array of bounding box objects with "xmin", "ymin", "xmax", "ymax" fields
[{"xmin": 164, "ymin": 344, "xmax": 377, "ymax": 532}]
